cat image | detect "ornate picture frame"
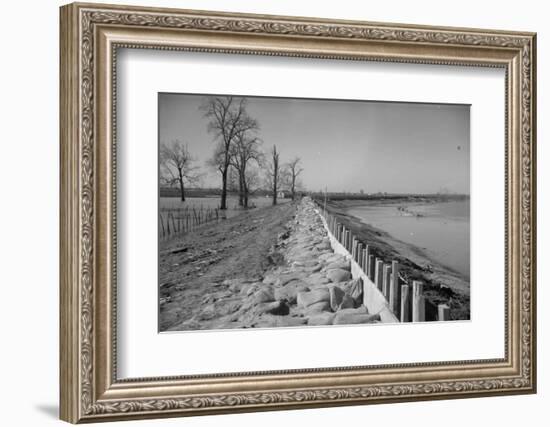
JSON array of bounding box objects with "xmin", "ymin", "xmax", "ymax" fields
[{"xmin": 60, "ymin": 2, "xmax": 536, "ymax": 423}]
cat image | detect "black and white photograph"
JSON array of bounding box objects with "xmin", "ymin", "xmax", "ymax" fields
[{"xmin": 158, "ymin": 93, "xmax": 470, "ymax": 332}]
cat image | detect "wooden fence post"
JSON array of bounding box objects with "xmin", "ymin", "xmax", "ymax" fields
[
  {"xmin": 343, "ymin": 227, "xmax": 347, "ymax": 246},
  {"xmin": 400, "ymin": 284, "xmax": 410, "ymax": 322},
  {"xmin": 363, "ymin": 245, "xmax": 369, "ymax": 275},
  {"xmin": 368, "ymin": 254, "xmax": 375, "ymax": 281},
  {"xmin": 344, "ymin": 230, "xmax": 348, "ymax": 249},
  {"xmin": 159, "ymin": 214, "xmax": 165, "ymax": 238},
  {"xmin": 383, "ymin": 264, "xmax": 392, "ymax": 299},
  {"xmin": 390, "ymin": 260, "xmax": 400, "ymax": 315},
  {"xmin": 438, "ymin": 304, "xmax": 451, "ymax": 321},
  {"xmin": 412, "ymin": 280, "xmax": 425, "ymax": 322},
  {"xmin": 375, "ymin": 258, "xmax": 384, "ymax": 291}
]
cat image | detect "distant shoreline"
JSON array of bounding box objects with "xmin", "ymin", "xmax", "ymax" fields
[{"xmin": 320, "ymin": 194, "xmax": 469, "ymax": 206}]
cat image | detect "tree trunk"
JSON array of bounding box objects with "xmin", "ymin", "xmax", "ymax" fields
[
  {"xmin": 220, "ymin": 166, "xmax": 228, "ymax": 210},
  {"xmin": 242, "ymin": 164, "xmax": 248, "ymax": 208},
  {"xmin": 178, "ymin": 170, "xmax": 185, "ymax": 202},
  {"xmin": 243, "ymin": 178, "xmax": 249, "ymax": 208},
  {"xmin": 238, "ymin": 173, "xmax": 244, "ymax": 207},
  {"xmin": 272, "ymin": 177, "xmax": 278, "ymax": 206}
]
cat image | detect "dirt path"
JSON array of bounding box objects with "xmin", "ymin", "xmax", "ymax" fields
[
  {"xmin": 159, "ymin": 202, "xmax": 297, "ymax": 330},
  {"xmin": 161, "ymin": 198, "xmax": 382, "ymax": 332}
]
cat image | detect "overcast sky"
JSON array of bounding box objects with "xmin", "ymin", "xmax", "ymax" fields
[{"xmin": 159, "ymin": 93, "xmax": 470, "ymax": 194}]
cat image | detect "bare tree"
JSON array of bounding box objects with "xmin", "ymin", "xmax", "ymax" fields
[
  {"xmin": 200, "ymin": 96, "xmax": 258, "ymax": 210},
  {"xmin": 285, "ymin": 157, "xmax": 304, "ymax": 200},
  {"xmin": 160, "ymin": 140, "xmax": 201, "ymax": 202},
  {"xmin": 230, "ymin": 133, "xmax": 263, "ymax": 208},
  {"xmin": 266, "ymin": 145, "xmax": 281, "ymax": 206},
  {"xmin": 226, "ymin": 166, "xmax": 240, "ymax": 193},
  {"xmin": 244, "ymin": 167, "xmax": 261, "ymax": 197}
]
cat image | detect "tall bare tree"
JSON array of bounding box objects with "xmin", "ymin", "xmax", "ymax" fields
[
  {"xmin": 266, "ymin": 145, "xmax": 281, "ymax": 206},
  {"xmin": 285, "ymin": 157, "xmax": 304, "ymax": 200},
  {"xmin": 230, "ymin": 133, "xmax": 263, "ymax": 208},
  {"xmin": 200, "ymin": 96, "xmax": 258, "ymax": 210},
  {"xmin": 160, "ymin": 140, "xmax": 200, "ymax": 202}
]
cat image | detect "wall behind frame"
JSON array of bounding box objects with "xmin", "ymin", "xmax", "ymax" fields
[{"xmin": 0, "ymin": 0, "xmax": 546, "ymax": 426}]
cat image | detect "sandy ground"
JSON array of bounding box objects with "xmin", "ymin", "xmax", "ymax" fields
[
  {"xmin": 160, "ymin": 198, "xmax": 382, "ymax": 332},
  {"xmin": 159, "ymin": 201, "xmax": 297, "ymax": 331},
  {"xmin": 324, "ymin": 199, "xmax": 470, "ymax": 320}
]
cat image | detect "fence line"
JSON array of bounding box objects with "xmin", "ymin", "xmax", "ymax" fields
[
  {"xmin": 159, "ymin": 205, "xmax": 220, "ymax": 240},
  {"xmin": 316, "ymin": 202, "xmax": 449, "ymax": 323}
]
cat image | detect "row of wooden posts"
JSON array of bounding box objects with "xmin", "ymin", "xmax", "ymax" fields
[
  {"xmin": 321, "ymin": 209, "xmax": 451, "ymax": 322},
  {"xmin": 159, "ymin": 206, "xmax": 220, "ymax": 240}
]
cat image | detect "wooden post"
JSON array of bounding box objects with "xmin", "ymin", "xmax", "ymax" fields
[
  {"xmin": 363, "ymin": 245, "xmax": 369, "ymax": 274},
  {"xmin": 337, "ymin": 224, "xmax": 342, "ymax": 242},
  {"xmin": 412, "ymin": 280, "xmax": 425, "ymax": 322},
  {"xmin": 383, "ymin": 264, "xmax": 392, "ymax": 299},
  {"xmin": 159, "ymin": 214, "xmax": 165, "ymax": 238},
  {"xmin": 345, "ymin": 231, "xmax": 348, "ymax": 250},
  {"xmin": 438, "ymin": 304, "xmax": 451, "ymax": 321},
  {"xmin": 400, "ymin": 284, "xmax": 410, "ymax": 322},
  {"xmin": 359, "ymin": 246, "xmax": 365, "ymax": 270},
  {"xmin": 343, "ymin": 229, "xmax": 348, "ymax": 248},
  {"xmin": 390, "ymin": 260, "xmax": 400, "ymax": 315},
  {"xmin": 368, "ymin": 255, "xmax": 375, "ymax": 280},
  {"xmin": 375, "ymin": 258, "xmax": 384, "ymax": 291},
  {"xmin": 352, "ymin": 237, "xmax": 357, "ymax": 259}
]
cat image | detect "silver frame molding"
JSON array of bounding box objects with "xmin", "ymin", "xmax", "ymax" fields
[{"xmin": 60, "ymin": 2, "xmax": 536, "ymax": 423}]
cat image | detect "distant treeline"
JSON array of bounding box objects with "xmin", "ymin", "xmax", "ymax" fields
[
  {"xmin": 160, "ymin": 187, "xmax": 276, "ymax": 198},
  {"xmin": 310, "ymin": 192, "xmax": 470, "ymax": 202}
]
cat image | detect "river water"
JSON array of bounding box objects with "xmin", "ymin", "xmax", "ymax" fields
[{"xmin": 346, "ymin": 200, "xmax": 470, "ymax": 278}]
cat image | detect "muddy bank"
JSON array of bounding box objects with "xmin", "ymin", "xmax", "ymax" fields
[
  {"xmin": 161, "ymin": 198, "xmax": 382, "ymax": 331},
  {"xmin": 319, "ymin": 199, "xmax": 470, "ymax": 320}
]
